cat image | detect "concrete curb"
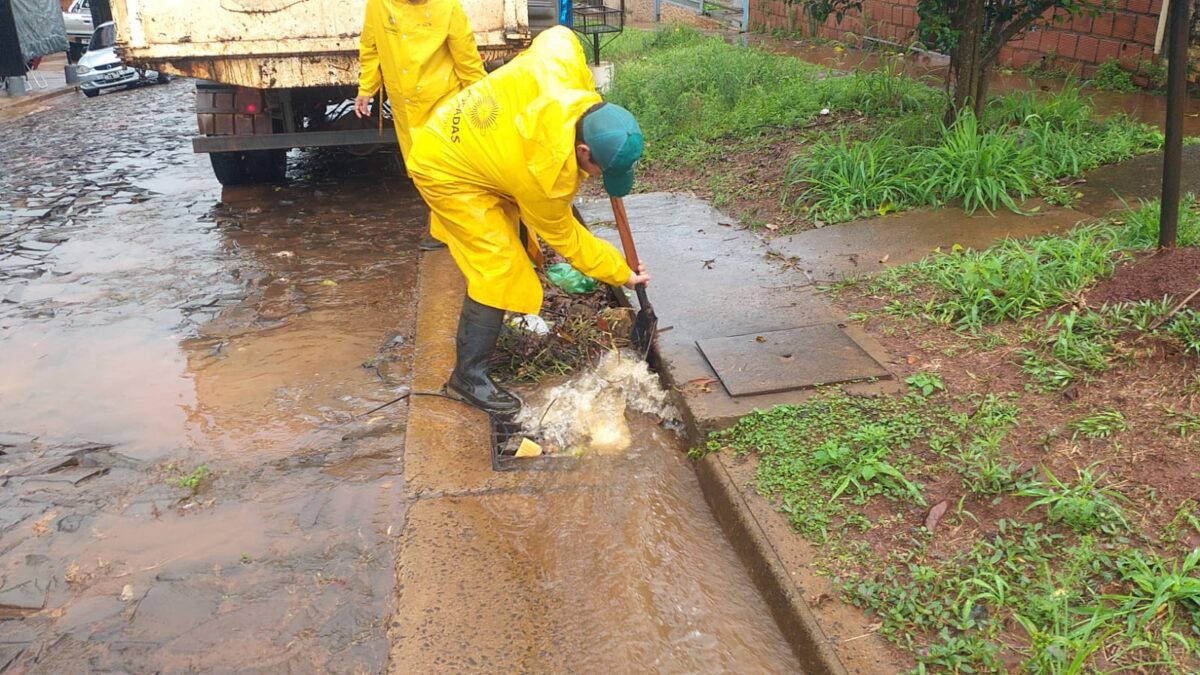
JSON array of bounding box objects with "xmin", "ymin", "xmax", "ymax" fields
[
  {"xmin": 694, "ymin": 451, "xmax": 849, "ymax": 675},
  {"xmin": 0, "ymin": 85, "xmax": 76, "ymax": 115}
]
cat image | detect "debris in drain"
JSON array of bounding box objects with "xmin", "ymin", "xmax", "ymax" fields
[
  {"xmin": 491, "ymin": 246, "xmax": 632, "ymax": 384},
  {"xmin": 512, "ymin": 437, "xmax": 543, "ymax": 458}
]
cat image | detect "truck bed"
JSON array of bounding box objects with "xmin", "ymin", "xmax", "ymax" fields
[{"xmin": 110, "ymin": 0, "xmax": 530, "ymax": 88}]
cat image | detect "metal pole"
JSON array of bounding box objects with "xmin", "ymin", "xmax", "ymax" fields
[
  {"xmin": 593, "ymin": 33, "xmax": 601, "ymax": 65},
  {"xmin": 653, "ymin": 0, "xmax": 660, "ymax": 23},
  {"xmin": 1158, "ymin": 0, "xmax": 1189, "ymax": 249}
]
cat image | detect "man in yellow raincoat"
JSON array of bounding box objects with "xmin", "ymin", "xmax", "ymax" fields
[
  {"xmin": 406, "ymin": 25, "xmax": 650, "ymax": 415},
  {"xmin": 355, "ymin": 0, "xmax": 486, "ymax": 247}
]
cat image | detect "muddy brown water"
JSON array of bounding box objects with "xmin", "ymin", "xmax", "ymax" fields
[{"xmin": 0, "ymin": 85, "xmax": 797, "ymax": 671}]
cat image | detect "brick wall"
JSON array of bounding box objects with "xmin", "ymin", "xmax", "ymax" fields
[{"xmin": 748, "ymin": 0, "xmax": 1165, "ymax": 82}]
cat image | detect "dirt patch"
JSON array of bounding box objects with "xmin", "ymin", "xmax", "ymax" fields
[{"xmin": 1085, "ymin": 246, "xmax": 1200, "ymax": 308}]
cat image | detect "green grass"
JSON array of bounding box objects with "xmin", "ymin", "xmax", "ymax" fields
[
  {"xmin": 1090, "ymin": 60, "xmax": 1139, "ymax": 93},
  {"xmin": 785, "ymin": 86, "xmax": 1163, "ymax": 224},
  {"xmin": 1018, "ymin": 465, "xmax": 1130, "ymax": 535},
  {"xmin": 862, "ymin": 198, "xmax": 1200, "ymax": 332},
  {"xmin": 711, "ymin": 376, "xmax": 1200, "ymax": 671},
  {"xmin": 602, "ymin": 27, "xmax": 940, "ymax": 167}
]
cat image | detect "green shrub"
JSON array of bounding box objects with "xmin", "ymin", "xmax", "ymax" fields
[
  {"xmin": 1091, "ymin": 59, "xmax": 1138, "ymax": 93},
  {"xmin": 917, "ymin": 111, "xmax": 1039, "ymax": 214},
  {"xmin": 783, "ymin": 135, "xmax": 917, "ymax": 222}
]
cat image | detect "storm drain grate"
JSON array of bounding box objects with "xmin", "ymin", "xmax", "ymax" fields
[{"xmin": 490, "ymin": 416, "xmax": 578, "ymax": 472}]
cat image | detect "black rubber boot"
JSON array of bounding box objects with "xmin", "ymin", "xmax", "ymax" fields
[{"xmin": 445, "ymin": 297, "xmax": 521, "ymax": 415}]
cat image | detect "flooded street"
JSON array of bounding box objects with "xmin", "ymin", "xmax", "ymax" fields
[{"xmin": 0, "ymin": 85, "xmax": 797, "ymax": 672}]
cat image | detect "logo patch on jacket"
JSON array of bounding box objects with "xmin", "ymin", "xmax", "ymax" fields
[{"xmin": 466, "ymin": 94, "xmax": 500, "ymax": 131}]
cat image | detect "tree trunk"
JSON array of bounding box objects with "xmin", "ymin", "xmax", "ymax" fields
[{"xmin": 946, "ymin": 0, "xmax": 987, "ymax": 125}]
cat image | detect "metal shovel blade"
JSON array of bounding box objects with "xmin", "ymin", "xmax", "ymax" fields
[{"xmin": 630, "ymin": 284, "xmax": 657, "ymax": 359}]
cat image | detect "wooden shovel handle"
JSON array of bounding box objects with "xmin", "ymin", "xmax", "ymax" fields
[{"xmin": 610, "ymin": 196, "xmax": 640, "ymax": 270}]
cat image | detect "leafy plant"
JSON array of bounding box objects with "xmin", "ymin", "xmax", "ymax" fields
[
  {"xmin": 1069, "ymin": 409, "xmax": 1129, "ymax": 439},
  {"xmin": 1079, "ymin": 548, "xmax": 1200, "ymax": 669},
  {"xmin": 1165, "ymin": 310, "xmax": 1200, "ymax": 356},
  {"xmin": 905, "ymin": 372, "xmax": 946, "ymax": 398},
  {"xmin": 1090, "ymin": 59, "xmax": 1138, "ymax": 93},
  {"xmin": 916, "ymin": 110, "xmax": 1038, "ymax": 214},
  {"xmin": 783, "ymin": 135, "xmax": 916, "ymax": 223},
  {"xmin": 1018, "ymin": 465, "xmax": 1130, "ymax": 534},
  {"xmin": 167, "ymin": 464, "xmax": 211, "ymax": 492},
  {"xmin": 1163, "ymin": 407, "xmax": 1200, "ymax": 438}
]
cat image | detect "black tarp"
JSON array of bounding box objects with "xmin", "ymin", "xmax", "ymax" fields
[{"xmin": 0, "ymin": 0, "xmax": 68, "ymax": 76}]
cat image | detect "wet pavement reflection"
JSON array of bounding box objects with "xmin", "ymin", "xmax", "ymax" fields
[{"xmin": 1, "ymin": 84, "xmax": 422, "ymax": 672}]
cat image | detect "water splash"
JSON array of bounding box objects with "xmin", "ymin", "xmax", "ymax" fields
[{"xmin": 514, "ymin": 350, "xmax": 680, "ymax": 454}]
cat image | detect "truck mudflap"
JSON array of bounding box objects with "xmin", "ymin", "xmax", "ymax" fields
[{"xmin": 193, "ymin": 128, "xmax": 397, "ymax": 153}]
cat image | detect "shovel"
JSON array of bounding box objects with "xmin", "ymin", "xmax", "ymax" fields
[{"xmin": 610, "ymin": 196, "xmax": 657, "ymax": 359}]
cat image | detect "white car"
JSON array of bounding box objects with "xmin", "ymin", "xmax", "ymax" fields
[
  {"xmin": 77, "ymin": 22, "xmax": 170, "ymax": 98},
  {"xmin": 63, "ymin": 0, "xmax": 93, "ymax": 63}
]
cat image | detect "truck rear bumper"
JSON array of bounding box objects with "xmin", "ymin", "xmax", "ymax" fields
[{"xmin": 192, "ymin": 128, "xmax": 398, "ymax": 153}]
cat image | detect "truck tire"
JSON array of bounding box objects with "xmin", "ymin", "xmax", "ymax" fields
[
  {"xmin": 67, "ymin": 42, "xmax": 85, "ymax": 63},
  {"xmin": 208, "ymin": 150, "xmax": 287, "ymax": 186},
  {"xmin": 209, "ymin": 151, "xmax": 249, "ymax": 186},
  {"xmin": 245, "ymin": 150, "xmax": 287, "ymax": 183}
]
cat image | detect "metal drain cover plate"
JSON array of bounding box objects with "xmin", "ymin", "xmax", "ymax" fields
[{"xmin": 697, "ymin": 324, "xmax": 889, "ymax": 397}]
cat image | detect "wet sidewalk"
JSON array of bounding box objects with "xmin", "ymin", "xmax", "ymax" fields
[{"xmin": 1, "ymin": 54, "xmax": 77, "ymax": 120}]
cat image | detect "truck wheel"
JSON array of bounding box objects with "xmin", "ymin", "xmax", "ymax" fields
[
  {"xmin": 209, "ymin": 151, "xmax": 250, "ymax": 186},
  {"xmin": 209, "ymin": 150, "xmax": 286, "ymax": 186},
  {"xmin": 67, "ymin": 42, "xmax": 84, "ymax": 63},
  {"xmin": 82, "ymin": 88, "xmax": 99, "ymax": 98},
  {"xmin": 245, "ymin": 150, "xmax": 287, "ymax": 184}
]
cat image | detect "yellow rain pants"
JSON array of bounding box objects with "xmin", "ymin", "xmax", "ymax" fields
[
  {"xmin": 357, "ymin": 0, "xmax": 486, "ymax": 158},
  {"xmin": 406, "ymin": 26, "xmax": 633, "ymax": 315}
]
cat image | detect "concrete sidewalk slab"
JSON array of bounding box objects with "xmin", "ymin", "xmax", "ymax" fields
[
  {"xmin": 581, "ymin": 193, "xmax": 900, "ymax": 435},
  {"xmin": 767, "ymin": 199, "xmax": 1079, "ymax": 282},
  {"xmin": 1, "ymin": 54, "xmax": 76, "ymax": 118},
  {"xmin": 388, "ymin": 495, "xmax": 579, "ymax": 672},
  {"xmin": 1074, "ymin": 145, "xmax": 1200, "ymax": 217}
]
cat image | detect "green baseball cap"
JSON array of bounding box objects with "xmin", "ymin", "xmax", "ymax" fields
[{"xmin": 581, "ymin": 103, "xmax": 644, "ymax": 198}]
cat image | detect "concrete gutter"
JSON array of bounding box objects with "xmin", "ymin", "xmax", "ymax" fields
[{"xmin": 695, "ymin": 451, "xmax": 849, "ymax": 674}]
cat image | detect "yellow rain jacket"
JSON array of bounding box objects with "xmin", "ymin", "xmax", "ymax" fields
[
  {"xmin": 357, "ymin": 0, "xmax": 486, "ymax": 157},
  {"xmin": 407, "ymin": 26, "xmax": 633, "ymax": 315}
]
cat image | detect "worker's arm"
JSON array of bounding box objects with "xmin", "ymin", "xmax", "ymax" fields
[
  {"xmin": 357, "ymin": 0, "xmax": 382, "ymax": 99},
  {"xmin": 447, "ymin": 0, "xmax": 486, "ymax": 86},
  {"xmin": 520, "ymin": 196, "xmax": 634, "ymax": 287}
]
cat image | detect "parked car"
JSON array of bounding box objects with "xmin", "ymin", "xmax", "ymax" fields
[
  {"xmin": 63, "ymin": 0, "xmax": 93, "ymax": 63},
  {"xmin": 77, "ymin": 22, "xmax": 170, "ymax": 98}
]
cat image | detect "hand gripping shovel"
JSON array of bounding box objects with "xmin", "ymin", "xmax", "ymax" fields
[{"xmin": 610, "ymin": 196, "xmax": 657, "ymax": 360}]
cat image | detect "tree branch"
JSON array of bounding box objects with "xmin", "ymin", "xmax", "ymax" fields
[{"xmin": 982, "ymin": 2, "xmax": 1056, "ymax": 64}]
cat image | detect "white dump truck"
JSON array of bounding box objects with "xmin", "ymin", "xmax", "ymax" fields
[{"xmin": 108, "ymin": 0, "xmax": 540, "ymax": 185}]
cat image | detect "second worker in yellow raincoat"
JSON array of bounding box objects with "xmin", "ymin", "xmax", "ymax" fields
[
  {"xmin": 406, "ymin": 25, "xmax": 650, "ymax": 415},
  {"xmin": 355, "ymin": 0, "xmax": 485, "ymax": 250},
  {"xmin": 355, "ymin": 0, "xmax": 486, "ymax": 160}
]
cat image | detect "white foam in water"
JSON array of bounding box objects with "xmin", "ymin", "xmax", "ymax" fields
[{"xmin": 515, "ymin": 350, "xmax": 680, "ymax": 454}]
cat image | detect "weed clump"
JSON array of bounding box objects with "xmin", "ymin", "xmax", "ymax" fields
[{"xmin": 786, "ymin": 87, "xmax": 1163, "ymax": 224}]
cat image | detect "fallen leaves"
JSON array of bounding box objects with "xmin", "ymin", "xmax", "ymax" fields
[{"xmin": 925, "ymin": 500, "xmax": 949, "ymax": 532}]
